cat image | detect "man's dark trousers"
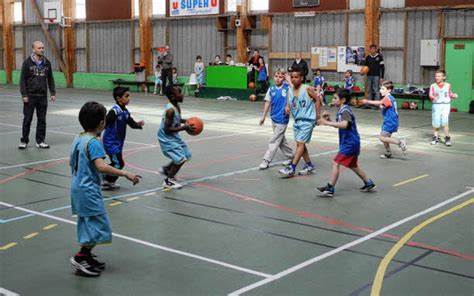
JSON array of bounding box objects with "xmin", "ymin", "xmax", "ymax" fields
[{"xmin": 21, "ymin": 95, "xmax": 48, "ymax": 144}]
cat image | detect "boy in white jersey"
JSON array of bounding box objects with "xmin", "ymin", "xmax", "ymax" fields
[
  {"xmin": 279, "ymin": 70, "xmax": 321, "ymax": 178},
  {"xmin": 429, "ymin": 70, "xmax": 458, "ymax": 146},
  {"xmin": 259, "ymin": 69, "xmax": 294, "ymax": 169}
]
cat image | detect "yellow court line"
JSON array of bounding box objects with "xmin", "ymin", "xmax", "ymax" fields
[
  {"xmin": 144, "ymin": 192, "xmax": 156, "ymax": 196},
  {"xmin": 109, "ymin": 201, "xmax": 123, "ymax": 206},
  {"xmin": 42, "ymin": 224, "xmax": 58, "ymax": 230},
  {"xmin": 0, "ymin": 242, "xmax": 18, "ymax": 250},
  {"xmin": 126, "ymin": 196, "xmax": 141, "ymax": 202},
  {"xmin": 23, "ymin": 232, "xmax": 39, "ymax": 239},
  {"xmin": 393, "ymin": 174, "xmax": 430, "ymax": 187},
  {"xmin": 371, "ymin": 198, "xmax": 474, "ymax": 296}
]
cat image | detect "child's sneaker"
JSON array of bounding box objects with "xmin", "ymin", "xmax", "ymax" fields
[
  {"xmin": 18, "ymin": 142, "xmax": 27, "ymax": 150},
  {"xmin": 36, "ymin": 142, "xmax": 50, "ymax": 149},
  {"xmin": 70, "ymin": 256, "xmax": 101, "ymax": 277},
  {"xmin": 380, "ymin": 153, "xmax": 393, "ymax": 159},
  {"xmin": 102, "ymin": 180, "xmax": 120, "ymax": 190},
  {"xmin": 90, "ymin": 254, "xmax": 105, "ymax": 270},
  {"xmin": 430, "ymin": 136, "xmax": 439, "ymax": 145},
  {"xmin": 399, "ymin": 139, "xmax": 407, "ymax": 155},
  {"xmin": 444, "ymin": 136, "xmax": 452, "ymax": 146},
  {"xmin": 281, "ymin": 159, "xmax": 293, "ymax": 166},
  {"xmin": 316, "ymin": 184, "xmax": 335, "ymax": 197},
  {"xmin": 259, "ymin": 160, "xmax": 270, "ymax": 170},
  {"xmin": 163, "ymin": 178, "xmax": 183, "ymax": 189},
  {"xmin": 298, "ymin": 164, "xmax": 315, "ymax": 175},
  {"xmin": 278, "ymin": 166, "xmax": 295, "ymax": 178},
  {"xmin": 360, "ymin": 180, "xmax": 377, "ymax": 192}
]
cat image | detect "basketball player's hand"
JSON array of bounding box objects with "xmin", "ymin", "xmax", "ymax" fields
[
  {"xmin": 22, "ymin": 97, "xmax": 29, "ymax": 103},
  {"xmin": 138, "ymin": 120, "xmax": 145, "ymax": 127},
  {"xmin": 184, "ymin": 124, "xmax": 195, "ymax": 133},
  {"xmin": 285, "ymin": 105, "xmax": 290, "ymax": 115},
  {"xmin": 50, "ymin": 95, "xmax": 56, "ymax": 102},
  {"xmin": 259, "ymin": 118, "xmax": 265, "ymax": 126},
  {"xmin": 125, "ymin": 173, "xmax": 142, "ymax": 185},
  {"xmin": 451, "ymin": 93, "xmax": 458, "ymax": 99}
]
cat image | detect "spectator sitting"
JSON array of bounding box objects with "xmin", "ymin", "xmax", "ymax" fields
[{"xmin": 225, "ymin": 54, "xmax": 235, "ymax": 66}]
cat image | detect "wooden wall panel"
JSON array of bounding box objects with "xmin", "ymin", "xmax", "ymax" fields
[{"xmin": 86, "ymin": 0, "xmax": 131, "ymax": 21}]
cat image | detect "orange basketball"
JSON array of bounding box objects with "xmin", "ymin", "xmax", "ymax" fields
[
  {"xmin": 360, "ymin": 66, "xmax": 369, "ymax": 75},
  {"xmin": 185, "ymin": 117, "xmax": 203, "ymax": 136},
  {"xmin": 248, "ymin": 82, "xmax": 256, "ymax": 89},
  {"xmin": 402, "ymin": 102, "xmax": 410, "ymax": 109},
  {"xmin": 248, "ymin": 94, "xmax": 257, "ymax": 102}
]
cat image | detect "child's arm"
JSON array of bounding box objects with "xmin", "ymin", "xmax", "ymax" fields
[
  {"xmin": 429, "ymin": 84, "xmax": 437, "ymax": 102},
  {"xmin": 361, "ymin": 98, "xmax": 383, "ymax": 106},
  {"xmin": 105, "ymin": 109, "xmax": 116, "ymax": 127},
  {"xmin": 94, "ymin": 158, "xmax": 141, "ymax": 185},
  {"xmin": 260, "ymin": 100, "xmax": 271, "ymax": 126},
  {"xmin": 164, "ymin": 109, "xmax": 194, "ymax": 134},
  {"xmin": 448, "ymin": 84, "xmax": 458, "ymax": 99},
  {"xmin": 318, "ymin": 111, "xmax": 349, "ymax": 129},
  {"xmin": 307, "ymin": 86, "xmax": 321, "ymax": 121},
  {"xmin": 127, "ymin": 115, "xmax": 144, "ymax": 129}
]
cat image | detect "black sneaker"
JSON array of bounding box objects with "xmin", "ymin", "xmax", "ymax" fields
[
  {"xmin": 444, "ymin": 136, "xmax": 452, "ymax": 146},
  {"xmin": 90, "ymin": 254, "xmax": 106, "ymax": 270},
  {"xmin": 70, "ymin": 255, "xmax": 101, "ymax": 277},
  {"xmin": 430, "ymin": 136, "xmax": 439, "ymax": 145},
  {"xmin": 360, "ymin": 180, "xmax": 377, "ymax": 192},
  {"xmin": 316, "ymin": 185, "xmax": 335, "ymax": 197}
]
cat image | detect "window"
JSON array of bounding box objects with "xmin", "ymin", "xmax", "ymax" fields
[
  {"xmin": 13, "ymin": 1, "xmax": 23, "ymax": 23},
  {"xmin": 75, "ymin": 0, "xmax": 86, "ymax": 20},
  {"xmin": 227, "ymin": 0, "xmax": 237, "ymax": 12},
  {"xmin": 250, "ymin": 0, "xmax": 268, "ymax": 11},
  {"xmin": 152, "ymin": 0, "xmax": 166, "ymax": 16},
  {"xmin": 133, "ymin": 0, "xmax": 139, "ymax": 18}
]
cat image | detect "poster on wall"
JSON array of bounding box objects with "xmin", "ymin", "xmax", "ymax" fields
[
  {"xmin": 337, "ymin": 46, "xmax": 365, "ymax": 72},
  {"xmin": 170, "ymin": 0, "xmax": 219, "ymax": 16}
]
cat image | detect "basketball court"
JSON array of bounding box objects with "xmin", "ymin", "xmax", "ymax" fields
[{"xmin": 1, "ymin": 86, "xmax": 473, "ymax": 295}]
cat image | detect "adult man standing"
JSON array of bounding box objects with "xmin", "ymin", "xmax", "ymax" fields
[
  {"xmin": 157, "ymin": 45, "xmax": 173, "ymax": 94},
  {"xmin": 288, "ymin": 53, "xmax": 309, "ymax": 83},
  {"xmin": 364, "ymin": 44, "xmax": 385, "ymax": 109},
  {"xmin": 19, "ymin": 41, "xmax": 56, "ymax": 149}
]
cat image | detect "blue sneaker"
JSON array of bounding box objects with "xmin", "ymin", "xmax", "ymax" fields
[
  {"xmin": 278, "ymin": 166, "xmax": 295, "ymax": 178},
  {"xmin": 360, "ymin": 180, "xmax": 377, "ymax": 192},
  {"xmin": 298, "ymin": 164, "xmax": 315, "ymax": 175},
  {"xmin": 316, "ymin": 184, "xmax": 335, "ymax": 197}
]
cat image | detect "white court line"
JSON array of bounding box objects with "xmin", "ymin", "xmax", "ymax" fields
[
  {"xmin": 0, "ymin": 201, "xmax": 272, "ymax": 278},
  {"xmin": 0, "ymin": 128, "xmax": 256, "ymax": 170},
  {"xmin": 228, "ymin": 188, "xmax": 474, "ymax": 295},
  {"xmin": 0, "ymin": 287, "xmax": 20, "ymax": 296}
]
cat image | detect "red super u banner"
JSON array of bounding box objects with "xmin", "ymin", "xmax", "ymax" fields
[{"xmin": 170, "ymin": 0, "xmax": 219, "ymax": 16}]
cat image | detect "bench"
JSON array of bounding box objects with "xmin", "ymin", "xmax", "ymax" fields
[{"xmin": 111, "ymin": 79, "xmax": 155, "ymax": 92}]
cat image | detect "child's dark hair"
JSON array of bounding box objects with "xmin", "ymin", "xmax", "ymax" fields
[
  {"xmin": 315, "ymin": 68, "xmax": 321, "ymax": 73},
  {"xmin": 346, "ymin": 70, "xmax": 353, "ymax": 75},
  {"xmin": 196, "ymin": 55, "xmax": 202, "ymax": 60},
  {"xmin": 382, "ymin": 80, "xmax": 394, "ymax": 90},
  {"xmin": 336, "ymin": 88, "xmax": 351, "ymax": 104},
  {"xmin": 291, "ymin": 69, "xmax": 304, "ymax": 77},
  {"xmin": 435, "ymin": 69, "xmax": 446, "ymax": 76},
  {"xmin": 113, "ymin": 86, "xmax": 129, "ymax": 102},
  {"xmin": 369, "ymin": 44, "xmax": 377, "ymax": 49},
  {"xmin": 79, "ymin": 101, "xmax": 106, "ymax": 131},
  {"xmin": 172, "ymin": 67, "xmax": 177, "ymax": 71},
  {"xmin": 226, "ymin": 54, "xmax": 232, "ymax": 58},
  {"xmin": 164, "ymin": 85, "xmax": 181, "ymax": 100}
]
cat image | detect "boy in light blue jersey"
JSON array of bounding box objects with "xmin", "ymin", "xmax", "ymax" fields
[
  {"xmin": 316, "ymin": 88, "xmax": 376, "ymax": 197},
  {"xmin": 157, "ymin": 86, "xmax": 194, "ymax": 189},
  {"xmin": 362, "ymin": 80, "xmax": 407, "ymax": 158},
  {"xmin": 279, "ymin": 70, "xmax": 321, "ymax": 178},
  {"xmin": 259, "ymin": 68, "xmax": 294, "ymax": 169},
  {"xmin": 70, "ymin": 102, "xmax": 141, "ymax": 277}
]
